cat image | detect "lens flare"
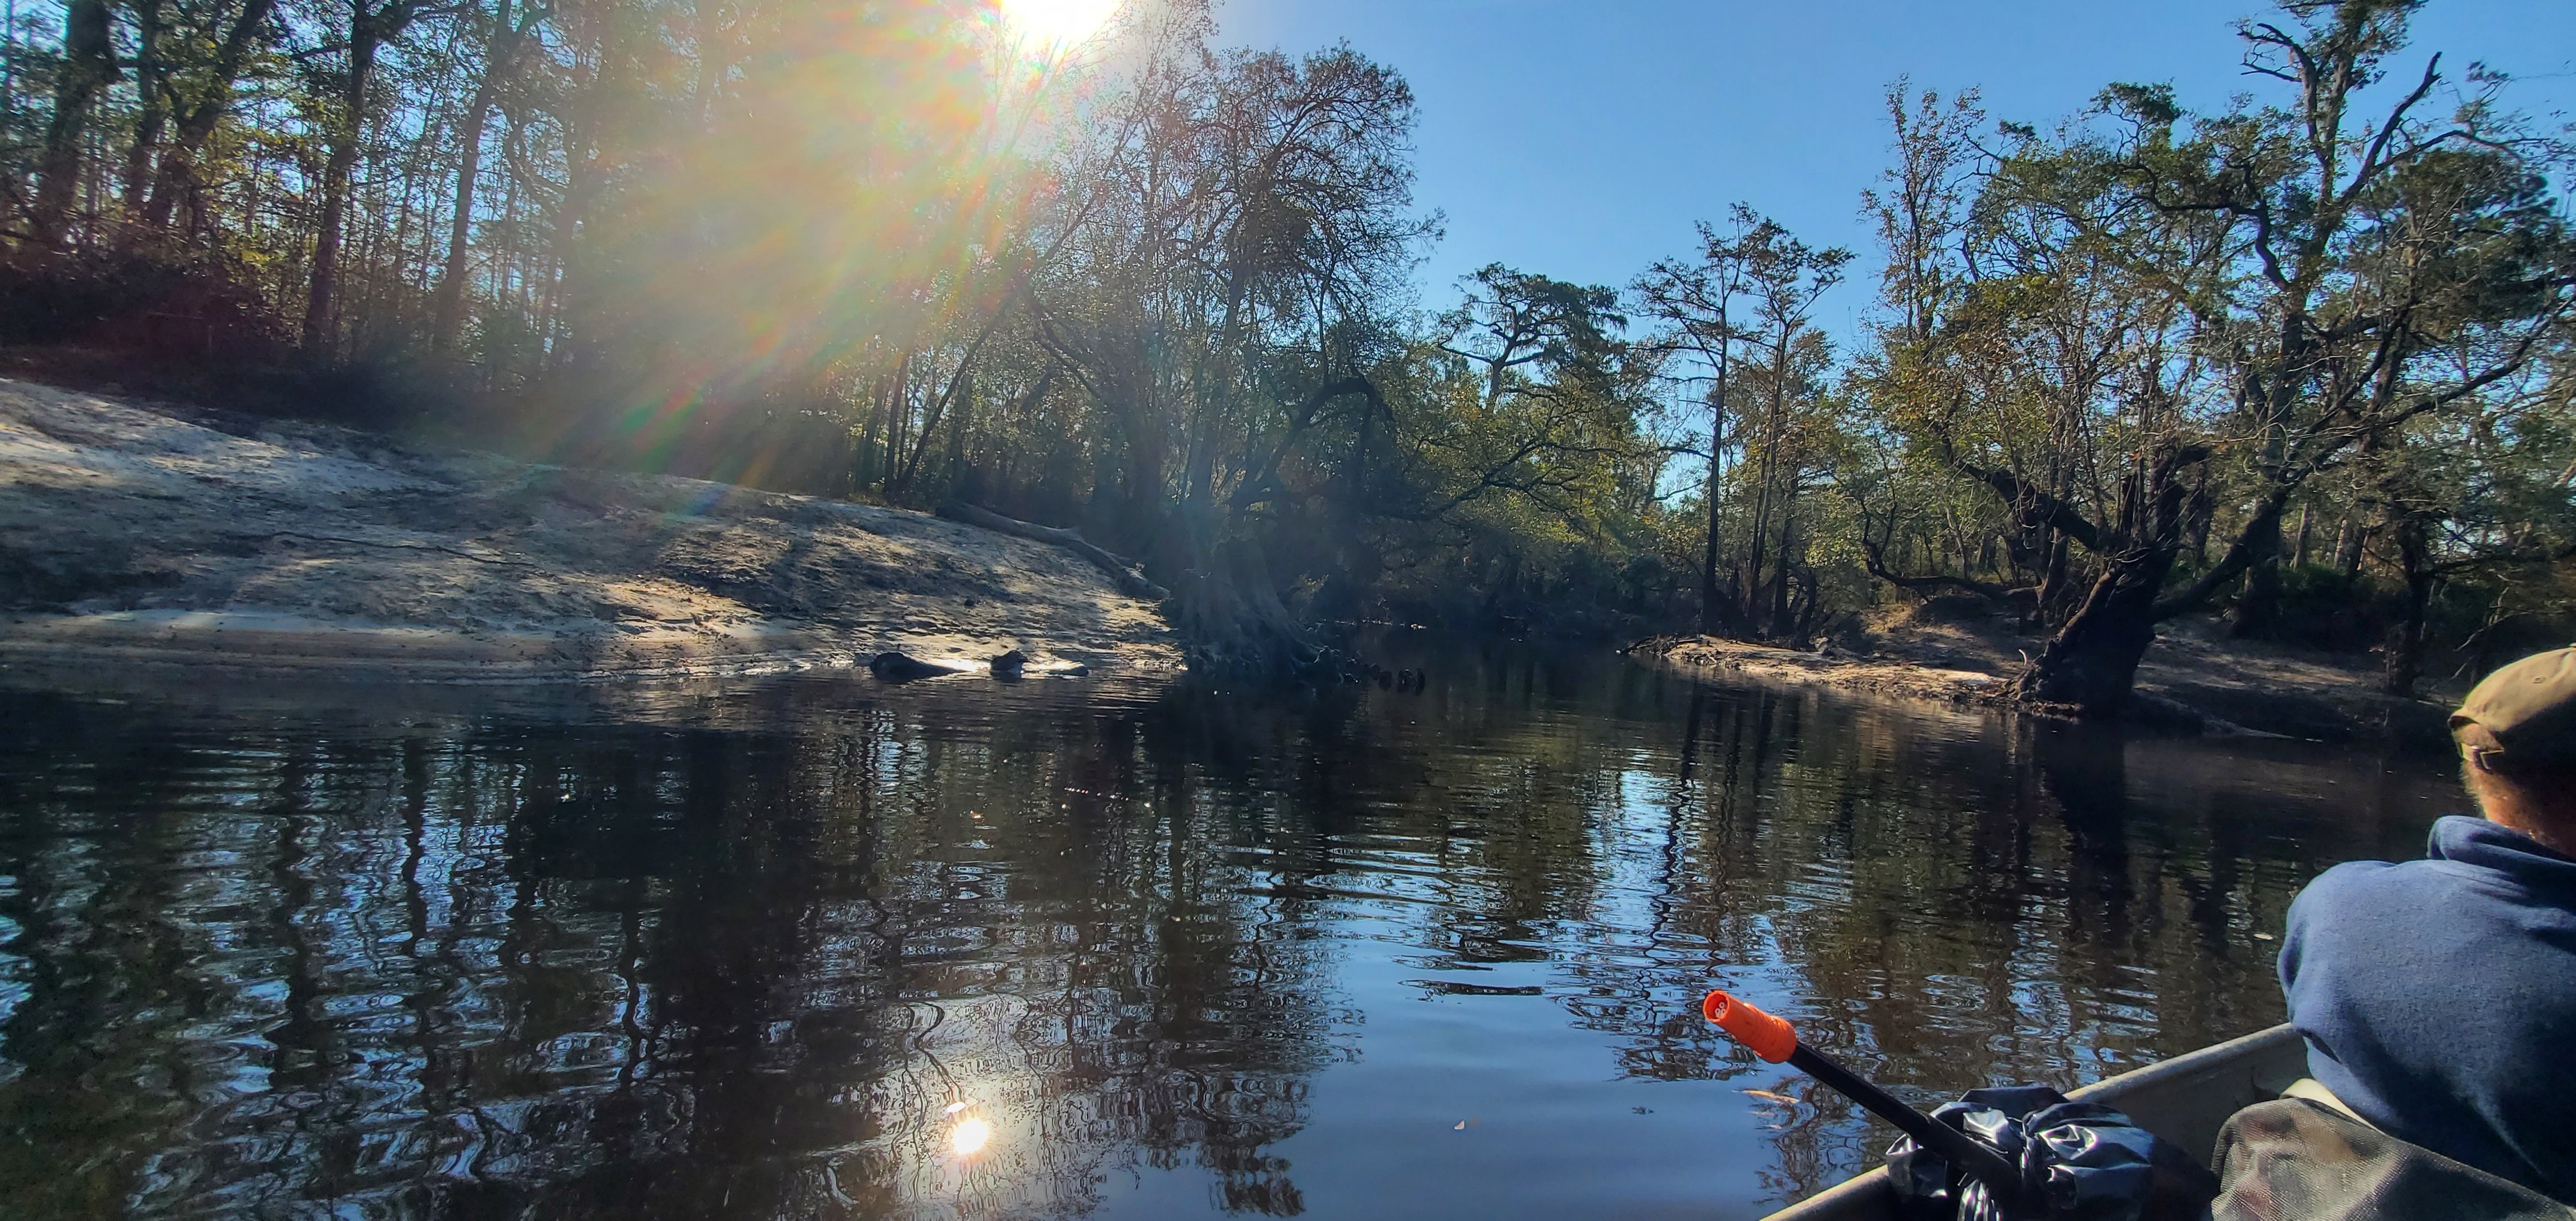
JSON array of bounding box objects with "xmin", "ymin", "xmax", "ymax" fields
[
  {"xmin": 999, "ymin": 0, "xmax": 1119, "ymax": 46},
  {"xmin": 950, "ymin": 1115, "xmax": 992, "ymax": 1157}
]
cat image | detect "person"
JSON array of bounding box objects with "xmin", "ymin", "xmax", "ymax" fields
[{"xmin": 2271, "ymin": 645, "xmax": 2576, "ymax": 1206}]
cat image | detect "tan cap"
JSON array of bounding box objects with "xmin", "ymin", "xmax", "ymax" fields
[{"xmin": 2452, "ymin": 647, "xmax": 2576, "ymax": 771}]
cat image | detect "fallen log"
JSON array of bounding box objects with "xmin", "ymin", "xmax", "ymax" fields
[
  {"xmin": 869, "ymin": 651, "xmax": 954, "ymax": 682},
  {"xmin": 936, "ymin": 501, "xmax": 1169, "ymax": 602}
]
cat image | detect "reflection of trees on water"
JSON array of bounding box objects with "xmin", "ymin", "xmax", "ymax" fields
[
  {"xmin": 0, "ymin": 690, "xmax": 1346, "ymax": 1218},
  {"xmin": 1363, "ymin": 664, "xmax": 2430, "ymax": 1202},
  {"xmin": 1120, "ymin": 649, "xmax": 2440, "ymax": 1204},
  {"xmin": 0, "ymin": 656, "xmax": 2445, "ymax": 1217}
]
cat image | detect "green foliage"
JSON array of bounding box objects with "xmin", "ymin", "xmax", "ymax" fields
[
  {"xmin": 1, "ymin": 0, "xmax": 2566, "ymax": 670},
  {"xmin": 1844, "ymin": 2, "xmax": 2576, "ymax": 696}
]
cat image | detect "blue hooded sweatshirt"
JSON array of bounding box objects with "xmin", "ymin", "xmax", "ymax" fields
[{"xmin": 2280, "ymin": 815, "xmax": 2576, "ymax": 1204}]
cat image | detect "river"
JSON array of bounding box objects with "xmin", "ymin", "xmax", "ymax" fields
[{"xmin": 0, "ymin": 638, "xmax": 2456, "ymax": 1219}]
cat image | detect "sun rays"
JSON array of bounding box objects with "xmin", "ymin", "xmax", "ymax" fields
[{"xmin": 997, "ymin": 0, "xmax": 1121, "ymax": 47}]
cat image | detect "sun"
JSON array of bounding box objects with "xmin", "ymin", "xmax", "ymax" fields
[{"xmin": 998, "ymin": 0, "xmax": 1120, "ymax": 46}]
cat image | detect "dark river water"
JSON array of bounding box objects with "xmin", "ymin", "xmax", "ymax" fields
[{"xmin": 0, "ymin": 640, "xmax": 2457, "ymax": 1219}]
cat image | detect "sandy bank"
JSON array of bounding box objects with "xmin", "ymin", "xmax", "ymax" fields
[
  {"xmin": 1632, "ymin": 614, "xmax": 2459, "ymax": 742},
  {"xmin": 0, "ymin": 379, "xmax": 1182, "ymax": 682},
  {"xmin": 1631, "ymin": 633, "xmax": 2012, "ymax": 708}
]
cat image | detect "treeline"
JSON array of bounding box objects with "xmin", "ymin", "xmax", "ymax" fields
[
  {"xmin": 1843, "ymin": 2, "xmax": 2575, "ymax": 708},
  {"xmin": 1, "ymin": 0, "xmax": 2569, "ymax": 706},
  {"xmin": 0, "ymin": 0, "xmax": 1679, "ymax": 673}
]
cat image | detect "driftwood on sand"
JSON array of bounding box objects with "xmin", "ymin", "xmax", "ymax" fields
[
  {"xmin": 937, "ymin": 501, "xmax": 1169, "ymax": 602},
  {"xmin": 868, "ymin": 651, "xmax": 955, "ymax": 682}
]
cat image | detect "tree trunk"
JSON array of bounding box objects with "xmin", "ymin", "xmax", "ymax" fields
[
  {"xmin": 2036, "ymin": 530, "xmax": 2072, "ymax": 626},
  {"xmin": 303, "ymin": 7, "xmax": 390, "ymax": 354},
  {"xmin": 1162, "ymin": 535, "xmax": 1325, "ymax": 679},
  {"xmin": 119, "ymin": 0, "xmax": 171, "ymax": 238},
  {"xmin": 2337, "ymin": 515, "xmax": 2369, "ymax": 575},
  {"xmin": 2383, "ymin": 513, "xmax": 2434, "ymax": 697},
  {"xmin": 936, "ymin": 500, "xmax": 1166, "ymax": 600},
  {"xmin": 2010, "ymin": 443, "xmax": 2194, "ymax": 717},
  {"xmin": 146, "ymin": 0, "xmax": 282, "ymax": 238},
  {"xmin": 2228, "ymin": 499, "xmax": 2284, "ymax": 638},
  {"xmin": 546, "ymin": 3, "xmax": 618, "ymax": 377},
  {"xmin": 880, "ymin": 355, "xmax": 908, "ymax": 495},
  {"xmin": 1699, "ymin": 336, "xmax": 1730, "ymax": 635},
  {"xmin": 429, "ymin": 92, "xmax": 491, "ymax": 353},
  {"xmin": 1740, "ymin": 323, "xmax": 1791, "ymax": 635},
  {"xmin": 433, "ymin": 2, "xmax": 531, "ymax": 354},
  {"xmin": 898, "ymin": 307, "xmax": 1017, "ymax": 497},
  {"xmin": 2009, "ymin": 542, "xmax": 2181, "ymax": 715},
  {"xmin": 896, "ymin": 361, "xmax": 971, "ymax": 498},
  {"xmin": 2187, "ymin": 476, "xmax": 2213, "ymax": 565},
  {"xmin": 30, "ymin": 0, "xmax": 116, "ymax": 247},
  {"xmin": 1768, "ymin": 513, "xmax": 1795, "ymax": 638},
  {"xmin": 433, "ymin": 13, "xmax": 507, "ymax": 353}
]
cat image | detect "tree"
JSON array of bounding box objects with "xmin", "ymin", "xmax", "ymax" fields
[
  {"xmin": 1860, "ymin": 2, "xmax": 2574, "ymax": 714},
  {"xmin": 1414, "ymin": 265, "xmax": 1646, "ymax": 523},
  {"xmin": 8, "ymin": 0, "xmax": 2558, "ymax": 680},
  {"xmin": 1734, "ymin": 220, "xmax": 1850, "ymax": 640},
  {"xmin": 1032, "ymin": 30, "xmax": 1436, "ymax": 673},
  {"xmin": 301, "ymin": 0, "xmax": 432, "ymax": 353},
  {"xmin": 2137, "ymin": 1, "xmax": 2569, "ymax": 640},
  {"xmin": 1639, "ymin": 209, "xmax": 1848, "ymax": 641},
  {"xmin": 28, "ymin": 0, "xmax": 113, "ymax": 245},
  {"xmin": 430, "ymin": 0, "xmax": 546, "ymax": 353},
  {"xmin": 135, "ymin": 0, "xmax": 282, "ymax": 239},
  {"xmin": 1637, "ymin": 212, "xmax": 1756, "ymax": 635}
]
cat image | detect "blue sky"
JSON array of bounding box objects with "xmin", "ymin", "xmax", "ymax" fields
[{"xmin": 1217, "ymin": 0, "xmax": 2576, "ymax": 344}]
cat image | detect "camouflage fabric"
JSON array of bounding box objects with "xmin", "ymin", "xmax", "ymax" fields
[{"xmin": 2212, "ymin": 1098, "xmax": 2574, "ymax": 1221}]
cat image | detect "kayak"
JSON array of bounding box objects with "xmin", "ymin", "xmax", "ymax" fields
[{"xmin": 1762, "ymin": 1024, "xmax": 2308, "ymax": 1220}]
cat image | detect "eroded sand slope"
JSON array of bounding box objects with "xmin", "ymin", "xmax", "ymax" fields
[{"xmin": 0, "ymin": 379, "xmax": 1181, "ymax": 679}]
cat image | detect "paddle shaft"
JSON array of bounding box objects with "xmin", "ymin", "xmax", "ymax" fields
[
  {"xmin": 1786, "ymin": 1044, "xmax": 2026, "ymax": 1200},
  {"xmin": 1701, "ymin": 990, "xmax": 2026, "ymax": 1208}
]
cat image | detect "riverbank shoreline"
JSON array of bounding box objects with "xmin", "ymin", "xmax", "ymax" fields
[
  {"xmin": 0, "ymin": 379, "xmax": 1185, "ymax": 683},
  {"xmin": 1629, "ymin": 616, "xmax": 2461, "ymax": 744}
]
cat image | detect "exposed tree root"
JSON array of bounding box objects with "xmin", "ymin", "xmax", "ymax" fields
[{"xmin": 1163, "ymin": 537, "xmax": 1341, "ymax": 681}]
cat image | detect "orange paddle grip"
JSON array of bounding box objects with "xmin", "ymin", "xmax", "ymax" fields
[{"xmin": 1702, "ymin": 990, "xmax": 1798, "ymax": 1063}]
